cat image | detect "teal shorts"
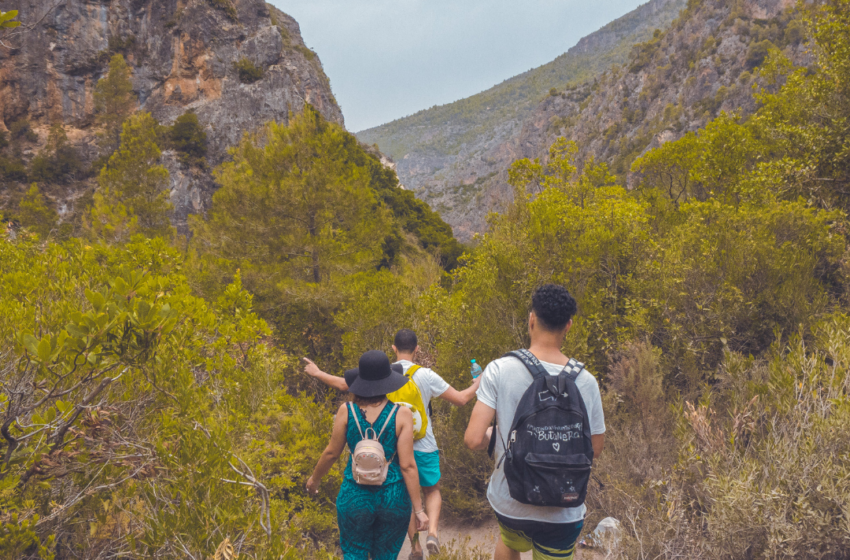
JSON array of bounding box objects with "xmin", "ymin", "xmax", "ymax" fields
[{"xmin": 413, "ymin": 450, "xmax": 441, "ymax": 487}]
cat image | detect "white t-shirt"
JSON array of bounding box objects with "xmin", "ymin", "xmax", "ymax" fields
[
  {"xmin": 395, "ymin": 360, "xmax": 450, "ymax": 453},
  {"xmin": 476, "ymin": 355, "xmax": 605, "ymax": 523}
]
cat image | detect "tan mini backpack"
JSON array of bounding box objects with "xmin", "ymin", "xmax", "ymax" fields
[{"xmin": 348, "ymin": 402, "xmax": 399, "ymax": 485}]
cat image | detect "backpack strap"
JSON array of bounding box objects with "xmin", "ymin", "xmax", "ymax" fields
[
  {"xmin": 376, "ymin": 404, "xmax": 400, "ymax": 441},
  {"xmin": 347, "ymin": 402, "xmax": 365, "ymax": 439},
  {"xmin": 378, "ymin": 404, "xmax": 400, "ymax": 464},
  {"xmin": 405, "ymin": 364, "xmax": 421, "ymax": 379},
  {"xmin": 504, "ymin": 349, "xmax": 561, "ymax": 397}
]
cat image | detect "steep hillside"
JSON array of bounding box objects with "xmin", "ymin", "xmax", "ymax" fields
[
  {"xmin": 0, "ymin": 0, "xmax": 342, "ymax": 230},
  {"xmin": 451, "ymin": 0, "xmax": 807, "ymax": 237},
  {"xmin": 513, "ymin": 0, "xmax": 804, "ymax": 184},
  {"xmin": 357, "ymin": 0, "xmax": 687, "ymax": 239}
]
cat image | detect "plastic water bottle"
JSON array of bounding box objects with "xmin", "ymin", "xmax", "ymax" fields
[{"xmin": 470, "ymin": 359, "xmax": 483, "ymax": 379}]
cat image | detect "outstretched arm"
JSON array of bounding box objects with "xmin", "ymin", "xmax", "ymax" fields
[
  {"xmin": 307, "ymin": 404, "xmax": 348, "ymax": 493},
  {"xmin": 303, "ymin": 357, "xmax": 349, "ymax": 392},
  {"xmin": 464, "ymin": 401, "xmax": 496, "ymax": 451},
  {"xmin": 438, "ymin": 375, "xmax": 481, "ymax": 407}
]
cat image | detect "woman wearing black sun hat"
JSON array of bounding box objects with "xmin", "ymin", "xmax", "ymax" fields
[{"xmin": 308, "ymin": 350, "xmax": 429, "ymax": 559}]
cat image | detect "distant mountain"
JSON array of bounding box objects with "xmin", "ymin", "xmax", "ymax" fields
[{"xmin": 357, "ymin": 0, "xmax": 687, "ymax": 240}]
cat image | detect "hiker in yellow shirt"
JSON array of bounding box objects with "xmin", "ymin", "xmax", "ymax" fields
[{"xmin": 304, "ymin": 329, "xmax": 480, "ymax": 558}]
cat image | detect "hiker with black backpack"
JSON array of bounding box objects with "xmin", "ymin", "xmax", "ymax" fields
[
  {"xmin": 306, "ymin": 350, "xmax": 429, "ymax": 560},
  {"xmin": 464, "ymin": 284, "xmax": 605, "ymax": 560}
]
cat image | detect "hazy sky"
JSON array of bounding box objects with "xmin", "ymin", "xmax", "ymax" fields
[{"xmin": 270, "ymin": 0, "xmax": 648, "ymax": 132}]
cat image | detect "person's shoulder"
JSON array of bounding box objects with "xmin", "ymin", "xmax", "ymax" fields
[
  {"xmin": 412, "ymin": 364, "xmax": 444, "ymax": 383},
  {"xmin": 490, "ymin": 355, "xmax": 523, "ymax": 368},
  {"xmin": 574, "ymin": 365, "xmax": 600, "ymax": 390},
  {"xmin": 395, "ymin": 404, "xmax": 413, "ymax": 421}
]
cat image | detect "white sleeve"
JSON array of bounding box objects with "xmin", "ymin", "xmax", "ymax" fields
[
  {"xmin": 580, "ymin": 372, "xmax": 606, "ymax": 435},
  {"xmin": 476, "ymin": 361, "xmax": 499, "ymax": 409},
  {"xmin": 423, "ymin": 369, "xmax": 450, "ymax": 398}
]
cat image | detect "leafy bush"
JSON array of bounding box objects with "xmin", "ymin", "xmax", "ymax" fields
[
  {"xmin": 206, "ymin": 0, "xmax": 237, "ymax": 20},
  {"xmin": 0, "ymin": 237, "xmax": 338, "ymax": 558},
  {"xmin": 15, "ymin": 183, "xmax": 58, "ymax": 238},
  {"xmin": 0, "ymin": 155, "xmax": 27, "ymax": 182},
  {"xmin": 746, "ymin": 39, "xmax": 776, "ymax": 69},
  {"xmin": 8, "ymin": 119, "xmax": 37, "ymax": 143},
  {"xmin": 28, "ymin": 124, "xmax": 83, "ymax": 184},
  {"xmin": 234, "ymin": 57, "xmax": 264, "ymax": 83},
  {"xmin": 169, "ymin": 112, "xmax": 207, "ymax": 165}
]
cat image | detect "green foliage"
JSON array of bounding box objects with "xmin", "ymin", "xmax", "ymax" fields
[
  {"xmin": 0, "ymin": 155, "xmax": 27, "ymax": 183},
  {"xmin": 0, "ymin": 130, "xmax": 7, "ymax": 151},
  {"xmin": 207, "ymin": 0, "xmax": 238, "ymax": 21},
  {"xmin": 235, "ymin": 57, "xmax": 263, "ymax": 83},
  {"xmin": 94, "ymin": 54, "xmax": 137, "ymax": 157},
  {"xmin": 15, "ymin": 184, "xmax": 58, "ymax": 239},
  {"xmin": 9, "ymin": 119, "xmax": 38, "ymax": 143},
  {"xmin": 629, "ymin": 29, "xmax": 663, "ymax": 73},
  {"xmin": 190, "ymin": 106, "xmax": 394, "ymax": 357},
  {"xmin": 0, "ymin": 237, "xmax": 336, "ymax": 558},
  {"xmin": 29, "ymin": 124, "xmax": 83, "ymax": 185},
  {"xmin": 0, "ymin": 10, "xmax": 20, "ymax": 29},
  {"xmin": 169, "ymin": 112, "xmax": 207, "ymax": 166},
  {"xmin": 746, "ymin": 39, "xmax": 776, "ymax": 70},
  {"xmin": 87, "ymin": 112, "xmax": 172, "ymax": 242}
]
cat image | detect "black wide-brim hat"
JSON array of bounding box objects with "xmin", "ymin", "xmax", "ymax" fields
[{"xmin": 346, "ymin": 350, "xmax": 409, "ymax": 398}]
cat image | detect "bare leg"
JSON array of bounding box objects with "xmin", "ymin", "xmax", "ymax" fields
[
  {"xmin": 423, "ymin": 484, "xmax": 442, "ymax": 538},
  {"xmin": 495, "ymin": 539, "xmax": 521, "ymax": 560}
]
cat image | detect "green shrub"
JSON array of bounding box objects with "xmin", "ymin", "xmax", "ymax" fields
[
  {"xmin": 235, "ymin": 57, "xmax": 264, "ymax": 83},
  {"xmin": 8, "ymin": 118, "xmax": 37, "ymax": 142},
  {"xmin": 293, "ymin": 44, "xmax": 317, "ymax": 61},
  {"xmin": 207, "ymin": 0, "xmax": 237, "ymax": 21},
  {"xmin": 170, "ymin": 112, "xmax": 207, "ymax": 165},
  {"xmin": 746, "ymin": 39, "xmax": 775, "ymax": 69},
  {"xmin": 29, "ymin": 123, "xmax": 83, "ymax": 184},
  {"xmin": 0, "ymin": 155, "xmax": 27, "ymax": 182}
]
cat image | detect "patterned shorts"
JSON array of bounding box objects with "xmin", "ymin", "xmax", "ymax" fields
[{"xmin": 496, "ymin": 512, "xmax": 584, "ymax": 560}]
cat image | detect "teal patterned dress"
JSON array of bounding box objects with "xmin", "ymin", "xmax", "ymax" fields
[{"xmin": 336, "ymin": 401, "xmax": 412, "ymax": 560}]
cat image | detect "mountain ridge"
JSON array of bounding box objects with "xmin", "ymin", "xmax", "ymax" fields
[{"xmin": 357, "ymin": 0, "xmax": 688, "ymax": 239}]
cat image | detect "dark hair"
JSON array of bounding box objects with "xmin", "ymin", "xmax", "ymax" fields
[
  {"xmin": 394, "ymin": 329, "xmax": 418, "ymax": 352},
  {"xmin": 352, "ymin": 394, "xmax": 387, "ymax": 406},
  {"xmin": 531, "ymin": 284, "xmax": 577, "ymax": 331}
]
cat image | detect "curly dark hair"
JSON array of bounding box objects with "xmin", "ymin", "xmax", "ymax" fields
[{"xmin": 531, "ymin": 284, "xmax": 577, "ymax": 331}]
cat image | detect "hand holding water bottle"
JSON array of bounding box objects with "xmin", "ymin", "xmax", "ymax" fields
[{"xmin": 470, "ymin": 359, "xmax": 483, "ymax": 379}]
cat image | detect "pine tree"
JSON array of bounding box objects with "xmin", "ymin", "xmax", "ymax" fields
[
  {"xmin": 94, "ymin": 54, "xmax": 137, "ymax": 156},
  {"xmin": 194, "ymin": 105, "xmax": 390, "ymax": 285},
  {"xmin": 86, "ymin": 112, "xmax": 172, "ymax": 243}
]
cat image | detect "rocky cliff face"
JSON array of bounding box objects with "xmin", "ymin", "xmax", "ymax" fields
[
  {"xmin": 0, "ymin": 0, "xmax": 342, "ymax": 230},
  {"xmin": 509, "ymin": 0, "xmax": 802, "ymax": 185}
]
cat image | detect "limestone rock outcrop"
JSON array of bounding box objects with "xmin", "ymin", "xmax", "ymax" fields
[{"xmin": 0, "ymin": 0, "xmax": 342, "ymax": 230}]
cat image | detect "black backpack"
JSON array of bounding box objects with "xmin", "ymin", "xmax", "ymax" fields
[{"xmin": 493, "ymin": 349, "xmax": 594, "ymax": 508}]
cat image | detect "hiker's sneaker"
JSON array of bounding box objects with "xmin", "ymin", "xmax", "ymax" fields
[{"xmin": 426, "ymin": 535, "xmax": 440, "ymax": 555}]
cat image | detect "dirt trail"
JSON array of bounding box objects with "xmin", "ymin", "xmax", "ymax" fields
[{"xmin": 398, "ymin": 519, "xmax": 605, "ymax": 559}]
